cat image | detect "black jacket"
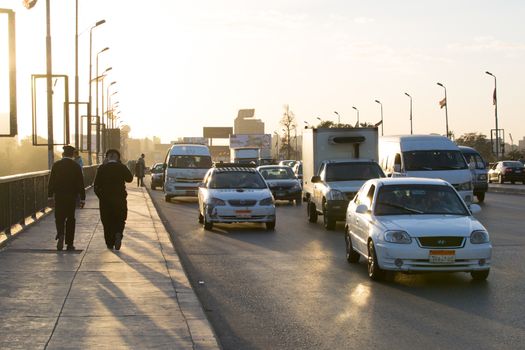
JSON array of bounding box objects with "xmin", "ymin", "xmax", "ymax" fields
[
  {"xmin": 48, "ymin": 157, "xmax": 86, "ymax": 199},
  {"xmin": 94, "ymin": 161, "xmax": 134, "ymax": 200}
]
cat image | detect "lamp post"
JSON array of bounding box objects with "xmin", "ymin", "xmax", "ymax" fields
[
  {"xmin": 95, "ymin": 47, "xmax": 109, "ymax": 160},
  {"xmin": 352, "ymin": 106, "xmax": 359, "ymax": 127},
  {"xmin": 333, "ymin": 111, "xmax": 340, "ymax": 125},
  {"xmin": 74, "ymin": 0, "xmax": 79, "ymax": 149},
  {"xmin": 102, "ymin": 81, "xmax": 116, "ymax": 154},
  {"xmin": 45, "ymin": 0, "xmax": 54, "ymax": 169},
  {"xmin": 303, "ymin": 120, "xmax": 310, "ymax": 128},
  {"xmin": 486, "ymin": 71, "xmax": 499, "ymax": 160},
  {"xmin": 87, "ymin": 19, "xmax": 106, "ymax": 165},
  {"xmin": 374, "ymin": 100, "xmax": 383, "ymax": 136},
  {"xmin": 437, "ymin": 82, "xmax": 449, "ymax": 138},
  {"xmin": 404, "ymin": 92, "xmax": 413, "ymax": 134}
]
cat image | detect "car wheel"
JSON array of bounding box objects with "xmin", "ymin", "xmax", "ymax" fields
[
  {"xmin": 307, "ymin": 202, "xmax": 318, "ymax": 223},
  {"xmin": 198, "ymin": 212, "xmax": 204, "ymax": 224},
  {"xmin": 295, "ymin": 196, "xmax": 302, "ymax": 206},
  {"xmin": 476, "ymin": 192, "xmax": 485, "ymax": 203},
  {"xmin": 367, "ymin": 240, "xmax": 385, "ymax": 281},
  {"xmin": 471, "ymin": 269, "xmax": 489, "ymax": 281},
  {"xmin": 323, "ymin": 206, "xmax": 336, "ymax": 231},
  {"xmin": 345, "ymin": 228, "xmax": 360, "ymax": 264},
  {"xmin": 203, "ymin": 211, "xmax": 213, "ymax": 231},
  {"xmin": 498, "ymin": 175, "xmax": 504, "ymax": 184},
  {"xmin": 265, "ymin": 221, "xmax": 276, "ymax": 231},
  {"xmin": 165, "ymin": 195, "xmax": 172, "ymax": 202}
]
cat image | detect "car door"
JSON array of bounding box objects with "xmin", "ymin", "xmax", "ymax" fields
[
  {"xmin": 352, "ymin": 183, "xmax": 374, "ymax": 255},
  {"xmin": 313, "ymin": 163, "xmax": 326, "ymax": 210}
]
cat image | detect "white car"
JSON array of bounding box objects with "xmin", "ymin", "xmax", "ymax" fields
[
  {"xmin": 345, "ymin": 177, "xmax": 492, "ymax": 281},
  {"xmin": 198, "ymin": 165, "xmax": 276, "ymax": 231}
]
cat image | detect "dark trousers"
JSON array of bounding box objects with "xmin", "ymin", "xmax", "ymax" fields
[
  {"xmin": 99, "ymin": 197, "xmax": 128, "ymax": 246},
  {"xmin": 54, "ymin": 195, "xmax": 77, "ymax": 245},
  {"xmin": 137, "ymin": 176, "xmax": 144, "ymax": 187}
]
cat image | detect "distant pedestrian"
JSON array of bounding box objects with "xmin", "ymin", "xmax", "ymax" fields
[
  {"xmin": 48, "ymin": 145, "xmax": 86, "ymax": 251},
  {"xmin": 135, "ymin": 153, "xmax": 146, "ymax": 187},
  {"xmin": 94, "ymin": 149, "xmax": 133, "ymax": 250}
]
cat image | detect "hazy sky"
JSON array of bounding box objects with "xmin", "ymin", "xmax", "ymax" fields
[{"xmin": 1, "ymin": 0, "xmax": 524, "ymax": 144}]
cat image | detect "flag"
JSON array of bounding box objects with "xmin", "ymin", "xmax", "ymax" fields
[
  {"xmin": 439, "ymin": 97, "xmax": 447, "ymax": 109},
  {"xmin": 23, "ymin": 0, "xmax": 38, "ymax": 9},
  {"xmin": 493, "ymin": 87, "xmax": 497, "ymax": 105}
]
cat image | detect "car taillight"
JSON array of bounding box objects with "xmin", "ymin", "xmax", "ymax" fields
[{"xmin": 505, "ymin": 168, "xmax": 512, "ymax": 172}]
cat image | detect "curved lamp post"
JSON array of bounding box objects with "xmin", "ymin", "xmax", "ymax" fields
[
  {"xmin": 404, "ymin": 92, "xmax": 413, "ymax": 134},
  {"xmin": 374, "ymin": 100, "xmax": 383, "ymax": 136},
  {"xmin": 352, "ymin": 106, "xmax": 359, "ymax": 127},
  {"xmin": 437, "ymin": 82, "xmax": 449, "ymax": 138},
  {"xmin": 486, "ymin": 71, "xmax": 499, "ymax": 160}
]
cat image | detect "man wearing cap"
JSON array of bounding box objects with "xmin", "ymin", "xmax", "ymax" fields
[
  {"xmin": 94, "ymin": 149, "xmax": 133, "ymax": 250},
  {"xmin": 48, "ymin": 145, "xmax": 86, "ymax": 251}
]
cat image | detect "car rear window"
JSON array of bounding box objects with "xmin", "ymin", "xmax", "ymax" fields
[
  {"xmin": 325, "ymin": 162, "xmax": 385, "ymax": 182},
  {"xmin": 209, "ymin": 171, "xmax": 267, "ymax": 189}
]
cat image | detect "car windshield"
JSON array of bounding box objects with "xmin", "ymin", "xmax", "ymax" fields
[
  {"xmin": 209, "ymin": 171, "xmax": 267, "ymax": 189},
  {"xmin": 168, "ymin": 155, "xmax": 212, "ymax": 169},
  {"xmin": 403, "ymin": 150, "xmax": 467, "ymax": 171},
  {"xmin": 325, "ymin": 162, "xmax": 385, "ymax": 182},
  {"xmin": 502, "ymin": 161, "xmax": 523, "ymax": 168},
  {"xmin": 375, "ymin": 184, "xmax": 469, "ymax": 216},
  {"xmin": 259, "ymin": 167, "xmax": 295, "ymax": 180},
  {"xmin": 463, "ymin": 152, "xmax": 486, "ymax": 170},
  {"xmin": 152, "ymin": 164, "xmax": 164, "ymax": 173}
]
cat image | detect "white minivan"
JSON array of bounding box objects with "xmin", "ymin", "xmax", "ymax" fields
[
  {"xmin": 163, "ymin": 144, "xmax": 212, "ymax": 201},
  {"xmin": 379, "ymin": 135, "xmax": 473, "ymax": 204}
]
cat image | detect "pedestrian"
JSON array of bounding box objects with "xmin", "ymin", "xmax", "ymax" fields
[
  {"xmin": 135, "ymin": 153, "xmax": 146, "ymax": 187},
  {"xmin": 94, "ymin": 149, "xmax": 134, "ymax": 250},
  {"xmin": 47, "ymin": 145, "xmax": 86, "ymax": 251}
]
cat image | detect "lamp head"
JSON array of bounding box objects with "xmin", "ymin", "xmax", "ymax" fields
[
  {"xmin": 375, "ymin": 100, "xmax": 380, "ymax": 104},
  {"xmin": 437, "ymin": 82, "xmax": 443, "ymax": 87},
  {"xmin": 485, "ymin": 71, "xmax": 493, "ymax": 76},
  {"xmin": 95, "ymin": 19, "xmax": 106, "ymax": 27},
  {"xmin": 352, "ymin": 106, "xmax": 358, "ymax": 110},
  {"xmin": 404, "ymin": 92, "xmax": 411, "ymax": 97}
]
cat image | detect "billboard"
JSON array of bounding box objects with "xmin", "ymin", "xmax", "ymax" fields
[
  {"xmin": 203, "ymin": 127, "xmax": 233, "ymax": 139},
  {"xmin": 0, "ymin": 9, "xmax": 17, "ymax": 137},
  {"xmin": 229, "ymin": 134, "xmax": 271, "ymax": 149}
]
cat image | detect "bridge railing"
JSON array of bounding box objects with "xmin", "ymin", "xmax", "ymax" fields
[{"xmin": 0, "ymin": 165, "xmax": 98, "ymax": 235}]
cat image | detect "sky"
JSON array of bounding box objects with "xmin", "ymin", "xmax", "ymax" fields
[{"xmin": 1, "ymin": 0, "xmax": 524, "ymax": 145}]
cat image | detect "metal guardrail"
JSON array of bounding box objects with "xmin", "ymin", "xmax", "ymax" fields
[{"xmin": 0, "ymin": 165, "xmax": 98, "ymax": 235}]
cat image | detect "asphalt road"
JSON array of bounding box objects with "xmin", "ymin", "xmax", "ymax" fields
[{"xmin": 148, "ymin": 185, "xmax": 525, "ymax": 350}]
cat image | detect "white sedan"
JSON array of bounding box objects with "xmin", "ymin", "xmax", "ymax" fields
[
  {"xmin": 345, "ymin": 177, "xmax": 492, "ymax": 281},
  {"xmin": 198, "ymin": 165, "xmax": 276, "ymax": 231}
]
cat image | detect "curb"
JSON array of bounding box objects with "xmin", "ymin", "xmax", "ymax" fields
[
  {"xmin": 487, "ymin": 186, "xmax": 525, "ymax": 196},
  {"xmin": 143, "ymin": 187, "xmax": 221, "ymax": 350}
]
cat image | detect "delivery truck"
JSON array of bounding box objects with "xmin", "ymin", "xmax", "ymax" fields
[
  {"xmin": 302, "ymin": 127, "xmax": 384, "ymax": 230},
  {"xmin": 231, "ymin": 147, "xmax": 260, "ymax": 164}
]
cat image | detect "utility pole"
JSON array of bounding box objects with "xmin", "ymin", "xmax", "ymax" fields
[{"xmin": 45, "ymin": 0, "xmax": 54, "ymax": 169}]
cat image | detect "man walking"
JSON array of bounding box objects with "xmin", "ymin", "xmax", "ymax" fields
[
  {"xmin": 135, "ymin": 153, "xmax": 146, "ymax": 187},
  {"xmin": 94, "ymin": 149, "xmax": 133, "ymax": 250},
  {"xmin": 48, "ymin": 145, "xmax": 86, "ymax": 251}
]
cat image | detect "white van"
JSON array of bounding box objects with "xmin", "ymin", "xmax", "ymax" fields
[
  {"xmin": 163, "ymin": 144, "xmax": 212, "ymax": 201},
  {"xmin": 379, "ymin": 135, "xmax": 473, "ymax": 204}
]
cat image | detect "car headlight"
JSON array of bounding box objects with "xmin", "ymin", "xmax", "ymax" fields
[
  {"xmin": 259, "ymin": 197, "xmax": 275, "ymax": 206},
  {"xmin": 477, "ymin": 174, "xmax": 487, "ymax": 181},
  {"xmin": 292, "ymin": 183, "xmax": 302, "ymax": 191},
  {"xmin": 457, "ymin": 181, "xmax": 472, "ymax": 191},
  {"xmin": 167, "ymin": 176, "xmax": 176, "ymax": 183},
  {"xmin": 208, "ymin": 197, "xmax": 226, "ymax": 206},
  {"xmin": 384, "ymin": 230, "xmax": 412, "ymax": 244},
  {"xmin": 326, "ymin": 189, "xmax": 346, "ymax": 201},
  {"xmin": 470, "ymin": 230, "xmax": 490, "ymax": 244}
]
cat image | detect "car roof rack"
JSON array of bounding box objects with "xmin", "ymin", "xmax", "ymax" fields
[{"xmin": 213, "ymin": 163, "xmax": 257, "ymax": 172}]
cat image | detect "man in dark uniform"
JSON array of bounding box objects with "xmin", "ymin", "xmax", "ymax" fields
[
  {"xmin": 48, "ymin": 145, "xmax": 86, "ymax": 251},
  {"xmin": 94, "ymin": 149, "xmax": 133, "ymax": 250}
]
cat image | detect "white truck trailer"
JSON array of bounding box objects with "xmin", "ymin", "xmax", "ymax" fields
[
  {"xmin": 302, "ymin": 127, "xmax": 384, "ymax": 230},
  {"xmin": 230, "ymin": 147, "xmax": 260, "ymax": 164}
]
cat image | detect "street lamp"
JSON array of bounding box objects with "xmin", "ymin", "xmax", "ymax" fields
[
  {"xmin": 96, "ymin": 54, "xmax": 110, "ymax": 160},
  {"xmin": 404, "ymin": 92, "xmax": 413, "ymax": 134},
  {"xmin": 352, "ymin": 106, "xmax": 359, "ymax": 127},
  {"xmin": 87, "ymin": 19, "xmax": 106, "ymax": 165},
  {"xmin": 374, "ymin": 100, "xmax": 383, "ymax": 136},
  {"xmin": 303, "ymin": 120, "xmax": 310, "ymax": 129},
  {"xmin": 437, "ymin": 82, "xmax": 449, "ymax": 138},
  {"xmin": 486, "ymin": 71, "xmax": 499, "ymax": 160},
  {"xmin": 333, "ymin": 111, "xmax": 340, "ymax": 124}
]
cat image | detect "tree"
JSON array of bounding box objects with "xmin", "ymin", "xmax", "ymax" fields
[
  {"xmin": 455, "ymin": 133, "xmax": 495, "ymax": 162},
  {"xmin": 280, "ymin": 105, "xmax": 296, "ymax": 159},
  {"xmin": 507, "ymin": 149, "xmax": 524, "ymax": 160}
]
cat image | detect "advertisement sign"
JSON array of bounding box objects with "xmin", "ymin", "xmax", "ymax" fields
[{"xmin": 229, "ymin": 134, "xmax": 271, "ymax": 149}]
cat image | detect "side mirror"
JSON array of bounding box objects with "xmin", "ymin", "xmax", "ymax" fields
[
  {"xmin": 197, "ymin": 182, "xmax": 205, "ymax": 188},
  {"xmin": 355, "ymin": 204, "xmax": 369, "ymax": 214},
  {"xmin": 311, "ymin": 175, "xmax": 321, "ymax": 183},
  {"xmin": 393, "ymin": 164, "xmax": 401, "ymax": 173},
  {"xmin": 469, "ymin": 204, "xmax": 481, "ymax": 214}
]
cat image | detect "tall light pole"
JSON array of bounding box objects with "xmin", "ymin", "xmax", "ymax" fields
[
  {"xmin": 486, "ymin": 71, "xmax": 499, "ymax": 160},
  {"xmin": 87, "ymin": 19, "xmax": 106, "ymax": 165},
  {"xmin": 95, "ymin": 47, "xmax": 109, "ymax": 161},
  {"xmin": 352, "ymin": 106, "xmax": 359, "ymax": 127},
  {"xmin": 437, "ymin": 82, "xmax": 449, "ymax": 138},
  {"xmin": 74, "ymin": 0, "xmax": 79, "ymax": 149},
  {"xmin": 404, "ymin": 92, "xmax": 413, "ymax": 134},
  {"xmin": 374, "ymin": 100, "xmax": 383, "ymax": 136},
  {"xmin": 102, "ymin": 81, "xmax": 116, "ymax": 154},
  {"xmin": 45, "ymin": 0, "xmax": 54, "ymax": 169},
  {"xmin": 333, "ymin": 111, "xmax": 340, "ymax": 124}
]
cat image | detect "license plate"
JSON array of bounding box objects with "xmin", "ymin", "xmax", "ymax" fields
[
  {"xmin": 429, "ymin": 250, "xmax": 455, "ymax": 264},
  {"xmin": 235, "ymin": 210, "xmax": 252, "ymax": 218},
  {"xmin": 515, "ymin": 170, "xmax": 521, "ymax": 173},
  {"xmin": 276, "ymin": 192, "xmax": 285, "ymax": 197}
]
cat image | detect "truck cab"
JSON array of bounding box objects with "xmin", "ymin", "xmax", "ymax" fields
[{"xmin": 308, "ymin": 160, "xmax": 385, "ymax": 230}]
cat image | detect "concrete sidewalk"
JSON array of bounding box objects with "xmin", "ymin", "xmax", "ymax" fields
[{"xmin": 0, "ymin": 185, "xmax": 219, "ymax": 350}]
